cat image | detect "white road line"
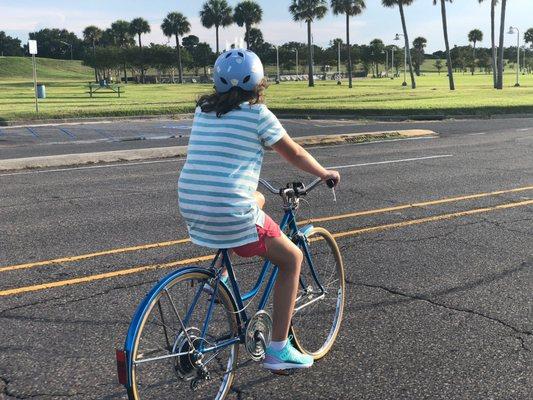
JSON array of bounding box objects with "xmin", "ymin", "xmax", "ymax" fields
[
  {"xmin": 0, "ymin": 158, "xmax": 186, "ymax": 177},
  {"xmin": 0, "ymin": 146, "xmax": 449, "ymax": 178},
  {"xmin": 328, "ymin": 154, "xmax": 453, "ymax": 169},
  {"xmin": 161, "ymin": 125, "xmax": 192, "ymax": 129},
  {"xmin": 467, "ymin": 132, "xmax": 487, "ymax": 136},
  {"xmin": 517, "ymin": 128, "xmax": 531, "ymax": 132}
]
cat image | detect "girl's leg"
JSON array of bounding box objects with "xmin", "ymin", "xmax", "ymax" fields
[{"xmin": 263, "ymin": 234, "xmax": 303, "ymax": 341}]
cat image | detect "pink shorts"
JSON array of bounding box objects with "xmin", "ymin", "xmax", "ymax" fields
[{"xmin": 233, "ymin": 214, "xmax": 282, "ymax": 258}]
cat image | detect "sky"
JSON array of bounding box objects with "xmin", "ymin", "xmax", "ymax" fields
[{"xmin": 1, "ymin": 0, "xmax": 531, "ymax": 52}]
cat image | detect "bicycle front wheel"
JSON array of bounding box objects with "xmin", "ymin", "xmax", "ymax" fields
[
  {"xmin": 290, "ymin": 227, "xmax": 345, "ymax": 359},
  {"xmin": 129, "ymin": 269, "xmax": 239, "ymax": 400}
]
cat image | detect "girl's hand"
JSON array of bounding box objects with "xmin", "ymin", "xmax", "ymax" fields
[{"xmin": 321, "ymin": 170, "xmax": 340, "ymax": 187}]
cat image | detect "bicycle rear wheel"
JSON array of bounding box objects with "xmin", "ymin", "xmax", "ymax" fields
[
  {"xmin": 290, "ymin": 227, "xmax": 345, "ymax": 359},
  {"xmin": 129, "ymin": 269, "xmax": 239, "ymax": 400}
]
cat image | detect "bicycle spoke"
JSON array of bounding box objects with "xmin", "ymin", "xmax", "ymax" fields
[
  {"xmin": 164, "ymin": 288, "xmax": 194, "ymax": 347},
  {"xmin": 130, "ymin": 271, "xmax": 239, "ymax": 399}
]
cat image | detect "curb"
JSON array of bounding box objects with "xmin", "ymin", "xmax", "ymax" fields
[{"xmin": 0, "ymin": 129, "xmax": 437, "ymax": 172}]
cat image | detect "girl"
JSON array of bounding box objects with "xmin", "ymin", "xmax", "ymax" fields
[{"xmin": 178, "ymin": 49, "xmax": 339, "ymax": 371}]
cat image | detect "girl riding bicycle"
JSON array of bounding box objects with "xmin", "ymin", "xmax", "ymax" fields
[{"xmin": 178, "ymin": 49, "xmax": 340, "ymax": 372}]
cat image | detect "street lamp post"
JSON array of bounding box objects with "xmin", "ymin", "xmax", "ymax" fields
[
  {"xmin": 391, "ymin": 47, "xmax": 395, "ymax": 78},
  {"xmin": 395, "ymin": 33, "xmax": 407, "ymax": 86},
  {"xmin": 384, "ymin": 50, "xmax": 389, "ymax": 77},
  {"xmin": 337, "ymin": 41, "xmax": 341, "ymax": 85},
  {"xmin": 295, "ymin": 48, "xmax": 299, "ymax": 76},
  {"xmin": 508, "ymin": 26, "xmax": 520, "ymax": 87},
  {"xmin": 59, "ymin": 40, "xmax": 73, "ymax": 61},
  {"xmin": 275, "ymin": 45, "xmax": 280, "ymax": 84},
  {"xmin": 521, "ymin": 46, "xmax": 526, "ymax": 73}
]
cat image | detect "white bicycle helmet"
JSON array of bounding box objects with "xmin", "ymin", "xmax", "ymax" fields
[{"xmin": 213, "ymin": 49, "xmax": 264, "ymax": 93}]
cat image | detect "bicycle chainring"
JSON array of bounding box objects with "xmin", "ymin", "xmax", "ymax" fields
[{"xmin": 245, "ymin": 310, "xmax": 272, "ymax": 361}]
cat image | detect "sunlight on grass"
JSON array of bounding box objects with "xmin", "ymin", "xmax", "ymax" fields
[{"xmin": 1, "ymin": 72, "xmax": 532, "ymax": 121}]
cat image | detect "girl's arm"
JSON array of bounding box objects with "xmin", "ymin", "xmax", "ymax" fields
[{"xmin": 271, "ymin": 135, "xmax": 340, "ymax": 185}]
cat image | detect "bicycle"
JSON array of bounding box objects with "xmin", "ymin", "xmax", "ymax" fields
[{"xmin": 116, "ymin": 177, "xmax": 345, "ymax": 399}]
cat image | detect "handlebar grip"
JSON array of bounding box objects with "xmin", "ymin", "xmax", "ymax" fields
[{"xmin": 326, "ymin": 179, "xmax": 337, "ymax": 188}]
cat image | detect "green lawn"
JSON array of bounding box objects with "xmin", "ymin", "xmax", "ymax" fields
[
  {"xmin": 0, "ymin": 56, "xmax": 93, "ymax": 82},
  {"xmin": 1, "ymin": 56, "xmax": 532, "ymax": 122}
]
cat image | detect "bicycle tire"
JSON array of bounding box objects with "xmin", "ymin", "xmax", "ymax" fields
[
  {"xmin": 290, "ymin": 227, "xmax": 345, "ymax": 359},
  {"xmin": 128, "ymin": 269, "xmax": 239, "ymax": 400}
]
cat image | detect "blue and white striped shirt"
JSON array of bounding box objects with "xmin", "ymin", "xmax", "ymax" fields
[{"xmin": 178, "ymin": 103, "xmax": 286, "ymax": 249}]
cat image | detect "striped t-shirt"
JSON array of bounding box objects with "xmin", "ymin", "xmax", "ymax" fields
[{"xmin": 178, "ymin": 103, "xmax": 286, "ymax": 249}]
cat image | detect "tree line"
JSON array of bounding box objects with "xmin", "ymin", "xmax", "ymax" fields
[{"xmin": 1, "ymin": 0, "xmax": 533, "ymax": 89}]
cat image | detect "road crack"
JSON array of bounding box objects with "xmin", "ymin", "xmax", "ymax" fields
[
  {"xmin": 350, "ymin": 279, "xmax": 531, "ymax": 334},
  {"xmin": 478, "ymin": 215, "xmax": 533, "ymax": 237},
  {"xmin": 346, "ymin": 267, "xmax": 532, "ymax": 352},
  {"xmin": 0, "ymin": 278, "xmax": 156, "ymax": 317}
]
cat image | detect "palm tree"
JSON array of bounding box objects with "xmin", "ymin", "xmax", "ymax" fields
[
  {"xmin": 111, "ymin": 20, "xmax": 133, "ymax": 83},
  {"xmin": 161, "ymin": 12, "xmax": 191, "ymax": 84},
  {"xmin": 129, "ymin": 18, "xmax": 151, "ymax": 83},
  {"xmin": 111, "ymin": 20, "xmax": 133, "ymax": 47},
  {"xmin": 330, "ymin": 0, "xmax": 366, "ymax": 89},
  {"xmin": 129, "ymin": 18, "xmax": 151, "ymax": 49},
  {"xmin": 234, "ymin": 1, "xmax": 263, "ymax": 49},
  {"xmin": 200, "ymin": 0, "xmax": 233, "ymax": 54},
  {"xmin": 478, "ymin": 0, "xmax": 498, "ymax": 87},
  {"xmin": 433, "ymin": 0, "xmax": 454, "ymax": 90},
  {"xmin": 382, "ymin": 0, "xmax": 416, "ymax": 89},
  {"xmin": 289, "ymin": 0, "xmax": 329, "ymax": 87},
  {"xmin": 496, "ymin": 0, "xmax": 507, "ymax": 89},
  {"xmin": 468, "ymin": 29, "xmax": 483, "ymax": 58},
  {"xmin": 412, "ymin": 36, "xmax": 427, "ymax": 76},
  {"xmin": 83, "ymin": 25, "xmax": 102, "ymax": 82}
]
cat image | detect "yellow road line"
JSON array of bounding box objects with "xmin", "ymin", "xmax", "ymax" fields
[
  {"xmin": 332, "ymin": 199, "xmax": 533, "ymax": 239},
  {"xmin": 303, "ymin": 185, "xmax": 533, "ymax": 224},
  {"xmin": 1, "ymin": 198, "xmax": 531, "ymax": 297},
  {"xmin": 0, "ymin": 255, "xmax": 213, "ymax": 297},
  {"xmin": 1, "ymin": 185, "xmax": 532, "ymax": 274},
  {"xmin": 0, "ymin": 238, "xmax": 191, "ymax": 273}
]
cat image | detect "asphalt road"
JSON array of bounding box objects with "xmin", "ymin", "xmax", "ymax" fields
[
  {"xmin": 0, "ymin": 120, "xmax": 532, "ymax": 399},
  {"xmin": 1, "ymin": 116, "xmax": 533, "ymax": 160}
]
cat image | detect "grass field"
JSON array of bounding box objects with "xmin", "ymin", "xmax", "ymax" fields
[
  {"xmin": 0, "ymin": 57, "xmax": 93, "ymax": 82},
  {"xmin": 0, "ymin": 56, "xmax": 532, "ymax": 122}
]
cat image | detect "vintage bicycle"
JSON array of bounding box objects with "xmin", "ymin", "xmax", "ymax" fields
[{"xmin": 116, "ymin": 177, "xmax": 345, "ymax": 399}]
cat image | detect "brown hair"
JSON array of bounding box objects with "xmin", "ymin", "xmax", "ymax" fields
[{"xmin": 196, "ymin": 78, "xmax": 268, "ymax": 117}]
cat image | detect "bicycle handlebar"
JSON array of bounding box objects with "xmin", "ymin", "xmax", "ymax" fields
[
  {"xmin": 258, "ymin": 178, "xmax": 279, "ymax": 194},
  {"xmin": 258, "ymin": 177, "xmax": 337, "ymax": 197}
]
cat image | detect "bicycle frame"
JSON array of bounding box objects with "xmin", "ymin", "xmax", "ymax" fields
[
  {"xmin": 119, "ymin": 178, "xmax": 336, "ymax": 394},
  {"xmin": 187, "ymin": 205, "xmax": 323, "ymax": 356}
]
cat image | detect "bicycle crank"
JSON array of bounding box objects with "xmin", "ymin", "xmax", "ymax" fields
[{"xmin": 245, "ymin": 310, "xmax": 272, "ymax": 361}]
